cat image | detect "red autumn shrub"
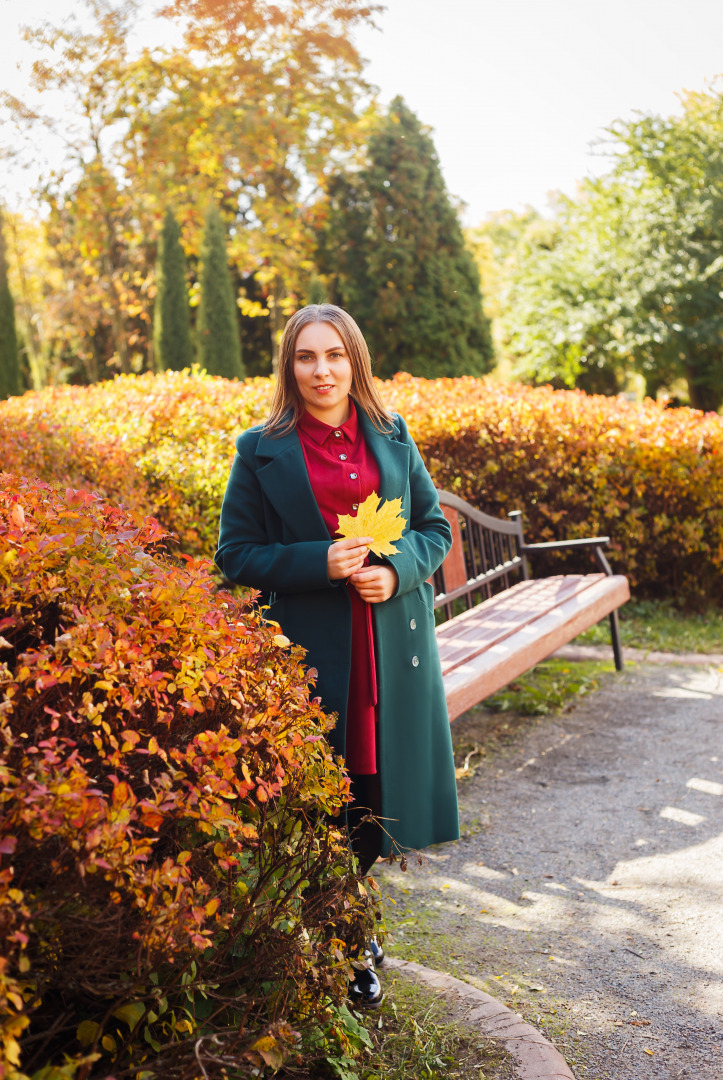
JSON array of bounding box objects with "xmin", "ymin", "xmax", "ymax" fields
[
  {"xmin": 384, "ymin": 375, "xmax": 723, "ymax": 607},
  {"xmin": 3, "ymin": 370, "xmax": 723, "ymax": 605},
  {"xmin": 0, "ymin": 475, "xmax": 376, "ymax": 1080}
]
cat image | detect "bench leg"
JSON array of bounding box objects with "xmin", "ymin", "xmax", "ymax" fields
[{"xmin": 609, "ymin": 609, "xmax": 624, "ymax": 671}]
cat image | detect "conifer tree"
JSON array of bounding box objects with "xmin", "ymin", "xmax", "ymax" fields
[
  {"xmin": 197, "ymin": 203, "xmax": 244, "ymax": 379},
  {"xmin": 153, "ymin": 208, "xmax": 193, "ymax": 371},
  {"xmin": 0, "ymin": 208, "xmax": 20, "ymax": 399},
  {"xmin": 318, "ymin": 98, "xmax": 493, "ymax": 378}
]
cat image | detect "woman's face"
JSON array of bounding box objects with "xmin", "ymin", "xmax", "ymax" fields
[{"xmin": 293, "ymin": 321, "xmax": 353, "ymax": 425}]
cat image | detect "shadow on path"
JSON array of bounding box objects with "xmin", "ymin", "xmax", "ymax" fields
[{"xmin": 377, "ymin": 663, "xmax": 723, "ymax": 1080}]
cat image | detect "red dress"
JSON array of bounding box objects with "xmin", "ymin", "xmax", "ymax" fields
[{"xmin": 296, "ymin": 401, "xmax": 381, "ymax": 774}]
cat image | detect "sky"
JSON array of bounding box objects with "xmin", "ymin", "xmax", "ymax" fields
[{"xmin": 2, "ymin": 0, "xmax": 723, "ymax": 223}]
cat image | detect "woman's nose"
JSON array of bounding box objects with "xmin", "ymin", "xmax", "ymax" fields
[{"xmin": 313, "ymin": 356, "xmax": 330, "ymax": 375}]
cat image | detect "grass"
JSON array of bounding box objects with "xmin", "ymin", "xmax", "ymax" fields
[
  {"xmin": 574, "ymin": 597, "xmax": 723, "ymax": 654},
  {"xmin": 349, "ymin": 973, "xmax": 515, "ymax": 1080}
]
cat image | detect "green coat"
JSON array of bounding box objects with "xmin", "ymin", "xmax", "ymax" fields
[{"xmin": 215, "ymin": 407, "xmax": 459, "ymax": 855}]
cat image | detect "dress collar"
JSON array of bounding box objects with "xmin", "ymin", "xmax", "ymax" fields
[{"xmin": 296, "ymin": 398, "xmax": 359, "ymax": 445}]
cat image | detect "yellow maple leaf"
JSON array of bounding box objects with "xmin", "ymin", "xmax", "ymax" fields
[{"xmin": 335, "ymin": 491, "xmax": 406, "ymax": 557}]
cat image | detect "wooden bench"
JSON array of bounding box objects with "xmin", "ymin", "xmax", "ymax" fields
[{"xmin": 432, "ymin": 490, "xmax": 630, "ymax": 722}]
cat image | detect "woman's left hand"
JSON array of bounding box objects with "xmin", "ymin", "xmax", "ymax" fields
[{"xmin": 349, "ymin": 565, "xmax": 398, "ymax": 603}]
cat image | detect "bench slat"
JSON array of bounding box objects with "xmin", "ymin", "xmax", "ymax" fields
[
  {"xmin": 437, "ymin": 575, "xmax": 604, "ymax": 674},
  {"xmin": 438, "ymin": 574, "xmax": 630, "ymax": 721}
]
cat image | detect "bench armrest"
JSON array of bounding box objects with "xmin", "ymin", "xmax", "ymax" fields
[
  {"xmin": 521, "ymin": 537, "xmax": 615, "ymax": 576},
  {"xmin": 521, "ymin": 537, "xmax": 610, "ymax": 552}
]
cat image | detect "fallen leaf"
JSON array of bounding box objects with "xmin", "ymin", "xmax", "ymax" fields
[
  {"xmin": 335, "ymin": 492, "xmax": 406, "ymax": 557},
  {"xmin": 643, "ymin": 1049, "xmax": 655, "ymax": 1056}
]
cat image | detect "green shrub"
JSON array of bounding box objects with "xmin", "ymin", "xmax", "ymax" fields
[{"xmin": 0, "ymin": 474, "xmax": 377, "ymax": 1079}]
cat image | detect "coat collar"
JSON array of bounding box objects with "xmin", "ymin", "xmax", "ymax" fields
[{"xmin": 253, "ymin": 407, "xmax": 410, "ymax": 542}]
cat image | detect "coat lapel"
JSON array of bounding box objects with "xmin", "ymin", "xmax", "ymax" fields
[
  {"xmin": 254, "ymin": 426, "xmax": 331, "ymax": 542},
  {"xmin": 357, "ymin": 409, "xmax": 411, "ymax": 508},
  {"xmin": 253, "ymin": 407, "xmax": 411, "ymax": 543}
]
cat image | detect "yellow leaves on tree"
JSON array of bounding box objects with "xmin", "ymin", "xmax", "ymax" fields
[{"xmin": 335, "ymin": 492, "xmax": 406, "ymax": 557}]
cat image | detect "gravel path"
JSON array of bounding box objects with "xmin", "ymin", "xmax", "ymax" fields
[{"xmin": 376, "ymin": 662, "xmax": 723, "ymax": 1080}]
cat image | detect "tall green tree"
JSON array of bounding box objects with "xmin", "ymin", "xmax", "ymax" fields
[
  {"xmin": 490, "ymin": 83, "xmax": 723, "ymax": 409},
  {"xmin": 318, "ymin": 97, "xmax": 494, "ymax": 378},
  {"xmin": 153, "ymin": 208, "xmax": 193, "ymax": 371},
  {"xmin": 0, "ymin": 208, "xmax": 20, "ymax": 399},
  {"xmin": 197, "ymin": 203, "xmax": 244, "ymax": 379}
]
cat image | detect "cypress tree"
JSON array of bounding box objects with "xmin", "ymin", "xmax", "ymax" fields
[
  {"xmin": 197, "ymin": 203, "xmax": 244, "ymax": 379},
  {"xmin": 0, "ymin": 208, "xmax": 20, "ymax": 399},
  {"xmin": 153, "ymin": 208, "xmax": 193, "ymax": 371},
  {"xmin": 318, "ymin": 98, "xmax": 494, "ymax": 378}
]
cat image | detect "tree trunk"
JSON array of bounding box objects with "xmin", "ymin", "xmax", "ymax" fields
[
  {"xmin": 685, "ymin": 362, "xmax": 723, "ymax": 412},
  {"xmin": 270, "ymin": 275, "xmax": 285, "ymax": 376}
]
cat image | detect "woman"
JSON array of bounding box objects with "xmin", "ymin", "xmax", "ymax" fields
[{"xmin": 215, "ymin": 305, "xmax": 459, "ymax": 1002}]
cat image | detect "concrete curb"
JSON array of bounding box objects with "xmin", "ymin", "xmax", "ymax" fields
[
  {"xmin": 384, "ymin": 957, "xmax": 576, "ymax": 1080},
  {"xmin": 553, "ymin": 643, "xmax": 723, "ymax": 667}
]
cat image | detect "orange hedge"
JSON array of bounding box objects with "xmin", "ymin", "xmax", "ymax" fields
[
  {"xmin": 2, "ymin": 371, "xmax": 723, "ymax": 606},
  {"xmin": 0, "ymin": 475, "xmax": 377, "ymax": 1079}
]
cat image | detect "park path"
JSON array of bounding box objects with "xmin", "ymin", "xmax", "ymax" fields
[{"xmin": 376, "ymin": 662, "xmax": 723, "ymax": 1080}]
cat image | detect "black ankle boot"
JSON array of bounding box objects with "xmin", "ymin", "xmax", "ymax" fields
[
  {"xmin": 348, "ymin": 964, "xmax": 383, "ymax": 1008},
  {"xmin": 367, "ymin": 937, "xmax": 384, "ymax": 966}
]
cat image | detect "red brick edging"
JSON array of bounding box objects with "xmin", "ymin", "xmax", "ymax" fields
[{"xmin": 384, "ymin": 957, "xmax": 576, "ymax": 1080}]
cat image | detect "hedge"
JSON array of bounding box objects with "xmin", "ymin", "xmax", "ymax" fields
[
  {"xmin": 2, "ymin": 371, "xmax": 723, "ymax": 606},
  {"xmin": 0, "ymin": 475, "xmax": 378, "ymax": 1079}
]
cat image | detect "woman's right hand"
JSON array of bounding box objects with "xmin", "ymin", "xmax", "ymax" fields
[{"xmin": 327, "ymin": 537, "xmax": 374, "ymax": 580}]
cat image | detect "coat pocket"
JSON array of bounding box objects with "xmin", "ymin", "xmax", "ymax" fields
[{"xmin": 416, "ymin": 581, "xmax": 435, "ymax": 612}]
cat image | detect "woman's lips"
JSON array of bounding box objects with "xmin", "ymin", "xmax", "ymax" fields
[{"xmin": 314, "ymin": 384, "xmax": 334, "ymax": 393}]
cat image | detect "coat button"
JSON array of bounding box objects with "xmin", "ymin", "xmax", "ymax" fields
[
  {"xmin": 412, "ymin": 655, "xmax": 419, "ymax": 667},
  {"xmin": 350, "ymin": 472, "xmax": 358, "ymax": 479},
  {"xmin": 409, "ymin": 619, "xmax": 417, "ymax": 630},
  {"xmin": 339, "ymin": 453, "xmax": 347, "ymax": 461},
  {"xmin": 352, "ymin": 503, "xmax": 359, "ymax": 510},
  {"xmin": 334, "ymin": 430, "xmax": 342, "ymax": 437}
]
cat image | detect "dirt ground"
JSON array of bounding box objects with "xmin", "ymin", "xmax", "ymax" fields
[{"xmin": 376, "ymin": 662, "xmax": 723, "ymax": 1080}]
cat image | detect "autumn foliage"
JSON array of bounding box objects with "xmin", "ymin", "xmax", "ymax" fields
[
  {"xmin": 3, "ymin": 371, "xmax": 723, "ymax": 606},
  {"xmin": 0, "ymin": 475, "xmax": 377, "ymax": 1079}
]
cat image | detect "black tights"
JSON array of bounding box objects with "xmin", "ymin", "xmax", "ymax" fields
[{"xmin": 347, "ymin": 771, "xmax": 384, "ymax": 876}]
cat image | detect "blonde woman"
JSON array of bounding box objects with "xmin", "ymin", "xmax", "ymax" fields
[{"xmin": 216, "ymin": 305, "xmax": 458, "ymax": 1005}]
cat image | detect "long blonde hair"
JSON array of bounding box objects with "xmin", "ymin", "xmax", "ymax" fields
[{"xmin": 265, "ymin": 305, "xmax": 394, "ymax": 436}]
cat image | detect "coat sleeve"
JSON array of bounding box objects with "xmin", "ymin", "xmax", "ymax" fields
[
  {"xmin": 382, "ymin": 415, "xmax": 452, "ymax": 597},
  {"xmin": 215, "ymin": 434, "xmax": 336, "ymax": 594}
]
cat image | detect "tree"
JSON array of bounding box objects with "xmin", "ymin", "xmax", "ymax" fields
[
  {"xmin": 317, "ymin": 97, "xmax": 494, "ymax": 378},
  {"xmin": 487, "ymin": 82, "xmax": 723, "ymax": 409},
  {"xmin": 197, "ymin": 203, "xmax": 244, "ymax": 379},
  {"xmin": 0, "ymin": 208, "xmax": 20, "ymax": 399},
  {"xmin": 153, "ymin": 208, "xmax": 193, "ymax": 371},
  {"xmin": 1, "ymin": 0, "xmax": 379, "ymax": 382}
]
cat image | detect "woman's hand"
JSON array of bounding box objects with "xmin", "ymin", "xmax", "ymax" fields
[
  {"xmin": 349, "ymin": 565, "xmax": 398, "ymax": 603},
  {"xmin": 327, "ymin": 537, "xmax": 373, "ymax": 581}
]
